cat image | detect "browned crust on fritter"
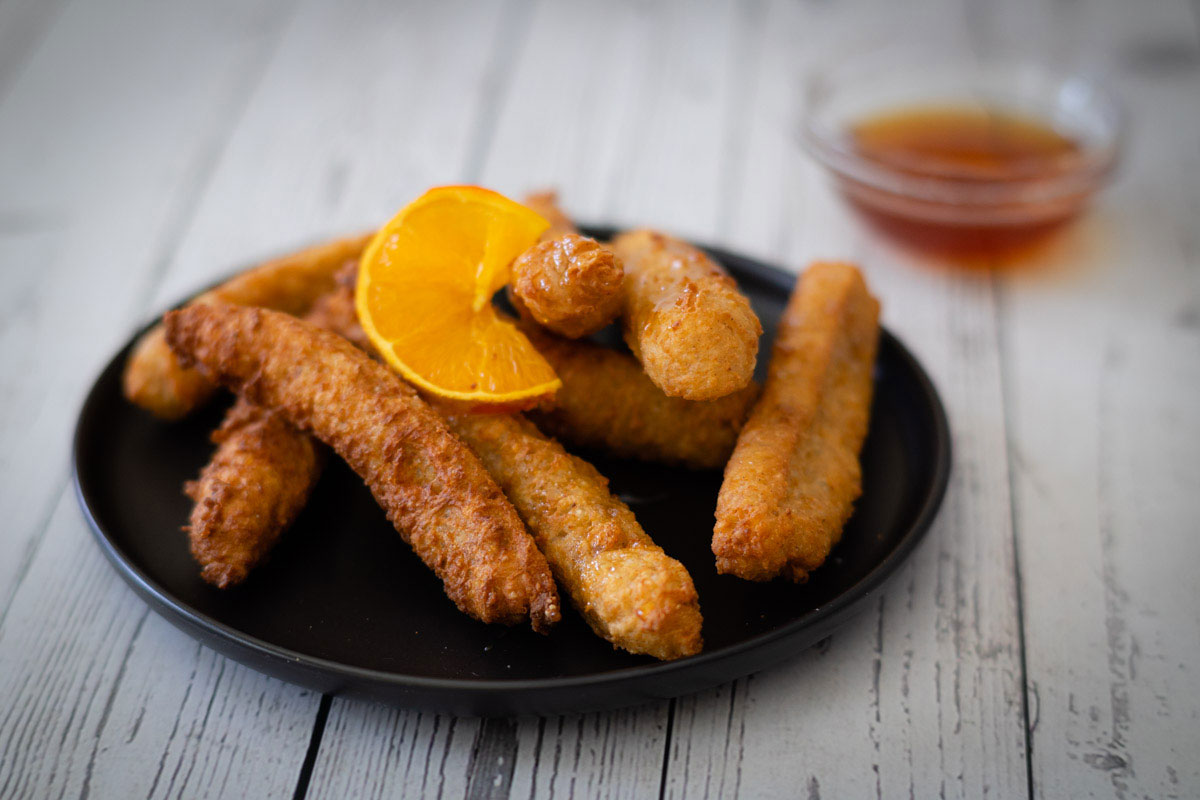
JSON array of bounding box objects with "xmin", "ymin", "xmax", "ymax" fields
[
  {"xmin": 510, "ymin": 233, "xmax": 624, "ymax": 339},
  {"xmin": 163, "ymin": 304, "xmax": 560, "ymax": 631},
  {"xmin": 123, "ymin": 233, "xmax": 372, "ymax": 419},
  {"xmin": 185, "ymin": 397, "xmax": 322, "ymax": 588},
  {"xmin": 522, "ymin": 324, "xmax": 759, "ymax": 469},
  {"xmin": 306, "ymin": 282, "xmax": 702, "ymax": 657},
  {"xmin": 713, "ymin": 262, "xmax": 880, "ymax": 582},
  {"xmin": 183, "ymin": 290, "xmax": 367, "ymax": 588},
  {"xmin": 304, "ymin": 264, "xmax": 373, "ymax": 351},
  {"xmin": 443, "ymin": 411, "xmax": 703, "ymax": 660},
  {"xmin": 612, "ymin": 230, "xmax": 761, "ymax": 401}
]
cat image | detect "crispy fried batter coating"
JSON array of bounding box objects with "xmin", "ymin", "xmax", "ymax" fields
[
  {"xmin": 511, "ymin": 233, "xmax": 624, "ymax": 338},
  {"xmin": 713, "ymin": 262, "xmax": 880, "ymax": 582},
  {"xmin": 184, "ymin": 290, "xmax": 368, "ymax": 589},
  {"xmin": 522, "ymin": 324, "xmax": 759, "ymax": 469},
  {"xmin": 123, "ymin": 233, "xmax": 372, "ymax": 419},
  {"xmin": 304, "ymin": 264, "xmax": 373, "ymax": 351},
  {"xmin": 163, "ymin": 304, "xmax": 560, "ymax": 631},
  {"xmin": 612, "ymin": 230, "xmax": 762, "ymax": 401},
  {"xmin": 305, "ymin": 281, "xmax": 703, "ymax": 657},
  {"xmin": 443, "ymin": 411, "xmax": 703, "ymax": 660},
  {"xmin": 185, "ymin": 398, "xmax": 322, "ymax": 588}
]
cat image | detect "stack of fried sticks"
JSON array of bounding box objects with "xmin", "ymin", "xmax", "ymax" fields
[{"xmin": 123, "ymin": 193, "xmax": 879, "ymax": 661}]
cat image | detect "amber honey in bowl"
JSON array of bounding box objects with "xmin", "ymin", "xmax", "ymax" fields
[
  {"xmin": 840, "ymin": 104, "xmax": 1093, "ymax": 256},
  {"xmin": 851, "ymin": 106, "xmax": 1080, "ymax": 181}
]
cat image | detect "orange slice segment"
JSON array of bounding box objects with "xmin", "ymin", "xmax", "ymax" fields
[{"xmin": 356, "ymin": 186, "xmax": 559, "ymax": 408}]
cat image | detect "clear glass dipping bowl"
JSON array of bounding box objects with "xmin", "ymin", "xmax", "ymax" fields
[{"xmin": 801, "ymin": 56, "xmax": 1124, "ymax": 255}]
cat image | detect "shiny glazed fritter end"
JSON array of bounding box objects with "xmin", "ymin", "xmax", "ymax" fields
[{"xmin": 510, "ymin": 233, "xmax": 624, "ymax": 339}]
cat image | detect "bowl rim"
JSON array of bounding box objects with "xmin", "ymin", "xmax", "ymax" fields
[{"xmin": 799, "ymin": 58, "xmax": 1125, "ymax": 207}]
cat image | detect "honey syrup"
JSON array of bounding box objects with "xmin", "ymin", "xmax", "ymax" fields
[{"xmin": 843, "ymin": 105, "xmax": 1089, "ymax": 257}]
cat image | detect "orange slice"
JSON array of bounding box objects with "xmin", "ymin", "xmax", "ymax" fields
[{"xmin": 356, "ymin": 185, "xmax": 559, "ymax": 408}]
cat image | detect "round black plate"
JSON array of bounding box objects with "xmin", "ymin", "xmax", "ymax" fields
[{"xmin": 74, "ymin": 231, "xmax": 950, "ymax": 716}]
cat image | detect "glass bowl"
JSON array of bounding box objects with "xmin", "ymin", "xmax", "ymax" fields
[{"xmin": 801, "ymin": 56, "xmax": 1124, "ymax": 255}]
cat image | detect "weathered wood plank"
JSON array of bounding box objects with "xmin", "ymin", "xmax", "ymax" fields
[
  {"xmin": 0, "ymin": 0, "xmax": 296, "ymax": 616},
  {"xmin": 661, "ymin": 0, "xmax": 1029, "ymax": 796},
  {"xmin": 3, "ymin": 0, "xmax": 1195, "ymax": 797},
  {"xmin": 0, "ymin": 1, "xmax": 323, "ymax": 797},
  {"xmin": 0, "ymin": 487, "xmax": 322, "ymax": 798},
  {"xmin": 308, "ymin": 704, "xmax": 481, "ymax": 799},
  {"xmin": 997, "ymin": 1, "xmax": 1200, "ymax": 796}
]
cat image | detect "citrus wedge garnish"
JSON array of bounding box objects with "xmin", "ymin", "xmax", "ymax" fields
[{"xmin": 356, "ymin": 185, "xmax": 559, "ymax": 409}]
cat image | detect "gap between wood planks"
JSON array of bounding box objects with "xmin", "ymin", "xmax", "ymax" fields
[
  {"xmin": 287, "ymin": 2, "xmax": 537, "ymax": 795},
  {"xmin": 993, "ymin": 273, "xmax": 1037, "ymax": 800}
]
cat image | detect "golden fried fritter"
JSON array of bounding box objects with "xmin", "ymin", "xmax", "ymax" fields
[
  {"xmin": 612, "ymin": 230, "xmax": 761, "ymax": 401},
  {"xmin": 713, "ymin": 262, "xmax": 880, "ymax": 582},
  {"xmin": 163, "ymin": 303, "xmax": 560, "ymax": 631},
  {"xmin": 183, "ymin": 287, "xmax": 370, "ymax": 589},
  {"xmin": 305, "ymin": 281, "xmax": 703, "ymax": 657},
  {"xmin": 510, "ymin": 233, "xmax": 624, "ymax": 338},
  {"xmin": 443, "ymin": 411, "xmax": 702, "ymax": 660},
  {"xmin": 123, "ymin": 233, "xmax": 372, "ymax": 419},
  {"xmin": 522, "ymin": 324, "xmax": 759, "ymax": 469},
  {"xmin": 185, "ymin": 398, "xmax": 322, "ymax": 588}
]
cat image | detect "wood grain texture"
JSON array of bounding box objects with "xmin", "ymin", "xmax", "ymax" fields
[
  {"xmin": 0, "ymin": 0, "xmax": 297, "ymax": 619},
  {"xmin": 1, "ymin": 0, "xmax": 1197, "ymax": 796},
  {"xmin": 660, "ymin": 0, "xmax": 1029, "ymax": 796},
  {"xmin": 11, "ymin": 0, "xmax": 531, "ymax": 798},
  {"xmin": 995, "ymin": 1, "xmax": 1200, "ymax": 796},
  {"xmin": 0, "ymin": 489, "xmax": 321, "ymax": 798},
  {"xmin": 0, "ymin": 1, "xmax": 322, "ymax": 797},
  {"xmin": 307, "ymin": 702, "xmax": 670, "ymax": 800}
]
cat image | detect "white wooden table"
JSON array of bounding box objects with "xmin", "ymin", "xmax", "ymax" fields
[{"xmin": 1, "ymin": 0, "xmax": 1197, "ymax": 797}]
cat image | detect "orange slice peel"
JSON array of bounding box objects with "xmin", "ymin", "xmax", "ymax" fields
[{"xmin": 356, "ymin": 186, "xmax": 559, "ymax": 409}]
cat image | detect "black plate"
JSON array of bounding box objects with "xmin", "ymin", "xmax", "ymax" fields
[{"xmin": 74, "ymin": 230, "xmax": 950, "ymax": 716}]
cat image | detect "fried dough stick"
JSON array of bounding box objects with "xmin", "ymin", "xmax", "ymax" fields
[
  {"xmin": 443, "ymin": 411, "xmax": 703, "ymax": 660},
  {"xmin": 185, "ymin": 398, "xmax": 322, "ymax": 588},
  {"xmin": 124, "ymin": 233, "xmax": 372, "ymax": 419},
  {"xmin": 509, "ymin": 192, "xmax": 624, "ymax": 338},
  {"xmin": 309, "ymin": 279, "xmax": 703, "ymax": 658},
  {"xmin": 522, "ymin": 324, "xmax": 759, "ymax": 469},
  {"xmin": 184, "ymin": 286, "xmax": 370, "ymax": 589},
  {"xmin": 612, "ymin": 230, "xmax": 761, "ymax": 401},
  {"xmin": 713, "ymin": 262, "xmax": 880, "ymax": 582},
  {"xmin": 164, "ymin": 304, "xmax": 560, "ymax": 631}
]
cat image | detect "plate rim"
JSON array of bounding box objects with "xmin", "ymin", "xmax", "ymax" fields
[{"xmin": 73, "ymin": 230, "xmax": 952, "ymax": 708}]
